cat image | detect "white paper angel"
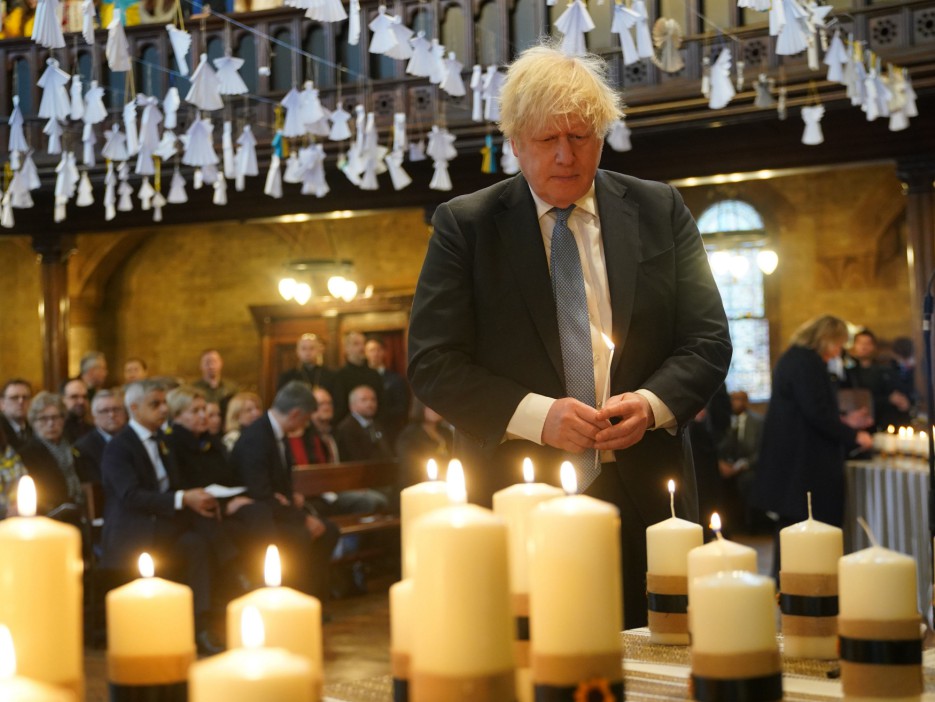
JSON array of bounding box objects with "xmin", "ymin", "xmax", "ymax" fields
[
  {"xmin": 384, "ymin": 150, "xmax": 411, "ymax": 190},
  {"xmin": 222, "ymin": 120, "xmax": 235, "ymax": 178},
  {"xmin": 500, "ymin": 142, "xmax": 519, "ymax": 174},
  {"xmin": 407, "ymin": 32, "xmax": 433, "ymax": 77},
  {"xmin": 426, "ymin": 125, "xmax": 457, "ymax": 161},
  {"xmin": 888, "ymin": 68, "xmax": 917, "ymax": 132},
  {"xmin": 167, "ymin": 168, "xmax": 188, "ymax": 204},
  {"xmin": 823, "ymin": 29, "xmax": 848, "ymax": 83},
  {"xmin": 21, "ymin": 152, "xmax": 42, "ymax": 191},
  {"xmin": 182, "ymin": 118, "xmax": 219, "ymax": 167},
  {"xmin": 440, "ymin": 53, "xmax": 466, "ymax": 97},
  {"xmin": 606, "ymin": 118, "xmax": 632, "ymax": 152},
  {"xmin": 163, "ymin": 86, "xmax": 181, "ymax": 130},
  {"xmin": 369, "ymin": 7, "xmax": 398, "ymax": 55},
  {"xmin": 138, "ymin": 177, "xmax": 155, "ymax": 210},
  {"xmin": 76, "ymin": 171, "xmax": 94, "ymax": 206},
  {"xmin": 300, "ymin": 83, "xmax": 331, "ymax": 137},
  {"xmin": 482, "ymin": 66, "xmax": 504, "ymax": 121},
  {"xmin": 166, "ymin": 25, "xmax": 192, "ymax": 77},
  {"xmin": 31, "ymin": 0, "xmax": 66, "ymax": 49},
  {"xmin": 43, "ymin": 118, "xmax": 63, "ymax": 155},
  {"xmin": 83, "ymin": 81, "xmax": 108, "ymax": 124},
  {"xmin": 392, "ymin": 112, "xmax": 407, "ymax": 153},
  {"xmin": 348, "ymin": 0, "xmax": 361, "ymax": 45},
  {"xmin": 264, "ymin": 153, "xmax": 283, "ymax": 199},
  {"xmin": 612, "ymin": 3, "xmax": 641, "ymax": 66},
  {"xmin": 214, "ymin": 55, "xmax": 248, "ymax": 95},
  {"xmin": 213, "ymin": 174, "xmax": 227, "ymax": 206},
  {"xmin": 186, "ymin": 54, "xmax": 224, "ymax": 112},
  {"xmin": 81, "ymin": 122, "xmax": 97, "ymax": 166},
  {"xmin": 70, "ymin": 74, "xmax": 85, "ymax": 121},
  {"xmin": 737, "ymin": 0, "xmax": 770, "ymax": 12},
  {"xmin": 0, "ymin": 195, "xmax": 14, "ymax": 228},
  {"xmin": 385, "ymin": 16, "xmax": 414, "ymax": 60},
  {"xmin": 652, "ymin": 18, "xmax": 684, "ymax": 73},
  {"xmin": 408, "ymin": 139, "xmax": 426, "ymax": 162},
  {"xmin": 8, "ymin": 96, "xmax": 29, "ymax": 156},
  {"xmin": 305, "ymin": 0, "xmax": 347, "ymax": 23},
  {"xmin": 554, "ymin": 0, "xmax": 595, "ymax": 57},
  {"xmin": 848, "ymin": 58, "xmax": 866, "ymax": 107},
  {"xmin": 632, "ymin": 0, "xmax": 654, "ymax": 58},
  {"xmin": 103, "ymin": 163, "xmax": 116, "ymax": 220},
  {"xmin": 117, "ymin": 180, "xmax": 134, "ymax": 212},
  {"xmin": 329, "ymin": 103, "xmax": 352, "ymax": 141},
  {"xmin": 106, "ymin": 10, "xmax": 132, "ymax": 72},
  {"xmin": 869, "ymin": 66, "xmax": 891, "ymax": 120},
  {"xmin": 772, "ymin": 0, "xmax": 809, "ymax": 56},
  {"xmin": 123, "ymin": 100, "xmax": 140, "ymax": 157},
  {"xmin": 754, "ymin": 73, "xmax": 776, "ymax": 108},
  {"xmin": 102, "ymin": 123, "xmax": 129, "ymax": 162},
  {"xmin": 429, "ymin": 159, "xmax": 451, "ymax": 191},
  {"xmin": 470, "ymin": 65, "xmax": 483, "ymax": 121},
  {"xmin": 281, "ymin": 87, "xmax": 305, "ymax": 138},
  {"xmin": 8, "ymin": 168, "xmax": 34, "ymax": 209},
  {"xmin": 301, "ymin": 144, "xmax": 330, "ymax": 197},
  {"xmin": 800, "ymin": 104, "xmax": 824, "ymax": 144},
  {"xmin": 708, "ymin": 48, "xmax": 735, "ymax": 110},
  {"xmin": 153, "ymin": 130, "xmax": 178, "ymax": 161},
  {"xmin": 81, "ymin": 0, "xmax": 96, "ymax": 45},
  {"xmin": 428, "ymin": 40, "xmax": 447, "ymax": 84},
  {"xmin": 135, "ymin": 96, "xmax": 163, "ymax": 175},
  {"xmin": 234, "ymin": 125, "xmax": 258, "ymax": 191},
  {"xmin": 152, "ymin": 191, "xmax": 167, "ymax": 222},
  {"xmin": 37, "ymin": 59, "xmax": 71, "ymax": 121}
]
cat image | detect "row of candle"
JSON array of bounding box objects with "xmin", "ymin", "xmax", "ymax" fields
[{"xmin": 873, "ymin": 426, "xmax": 931, "ymax": 457}]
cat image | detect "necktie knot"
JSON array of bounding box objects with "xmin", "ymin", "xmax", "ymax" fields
[{"xmin": 552, "ymin": 204, "xmax": 576, "ymax": 225}]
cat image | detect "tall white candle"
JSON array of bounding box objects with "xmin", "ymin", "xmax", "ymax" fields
[
  {"xmin": 227, "ymin": 546, "xmax": 323, "ymax": 700},
  {"xmin": 400, "ymin": 459, "xmax": 456, "ymax": 578},
  {"xmin": 645, "ymin": 480, "xmax": 703, "ymax": 644},
  {"xmin": 528, "ymin": 463, "xmax": 622, "ymax": 698},
  {"xmin": 0, "ymin": 477, "xmax": 83, "ymax": 697},
  {"xmin": 687, "ymin": 513, "xmax": 757, "ymax": 584},
  {"xmin": 410, "ymin": 462, "xmax": 514, "ymax": 701},
  {"xmin": 106, "ymin": 553, "xmax": 195, "ymax": 686},
  {"xmin": 389, "ymin": 578, "xmax": 413, "ymax": 692},
  {"xmin": 778, "ymin": 494, "xmax": 842, "ymax": 659}
]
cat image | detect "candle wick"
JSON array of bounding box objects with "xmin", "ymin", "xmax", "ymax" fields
[
  {"xmin": 806, "ymin": 491, "xmax": 813, "ymax": 521},
  {"xmin": 669, "ymin": 493, "xmax": 675, "ymax": 519},
  {"xmin": 714, "ymin": 528, "xmax": 724, "ymax": 542},
  {"xmin": 856, "ymin": 516, "xmax": 880, "ymax": 548}
]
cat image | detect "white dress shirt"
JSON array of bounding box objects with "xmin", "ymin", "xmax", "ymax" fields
[{"xmin": 129, "ymin": 418, "xmax": 184, "ymax": 510}]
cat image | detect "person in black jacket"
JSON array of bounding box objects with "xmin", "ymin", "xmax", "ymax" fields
[{"xmin": 752, "ymin": 315, "xmax": 873, "ymax": 574}]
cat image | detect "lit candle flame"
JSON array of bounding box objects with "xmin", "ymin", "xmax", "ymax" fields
[
  {"xmin": 523, "ymin": 457, "xmax": 534, "ymax": 484},
  {"xmin": 667, "ymin": 479, "xmax": 676, "ymax": 518},
  {"xmin": 447, "ymin": 459, "xmax": 467, "ymax": 503},
  {"xmin": 16, "ymin": 476, "xmax": 36, "ymax": 518},
  {"xmin": 241, "ymin": 606, "xmax": 265, "ymax": 649},
  {"xmin": 709, "ymin": 512, "xmax": 723, "ymax": 540},
  {"xmin": 426, "ymin": 459, "xmax": 438, "ymax": 481},
  {"xmin": 560, "ymin": 462, "xmax": 577, "ymax": 495},
  {"xmin": 887, "ymin": 425, "xmax": 895, "ymax": 434},
  {"xmin": 264, "ymin": 545, "xmax": 282, "ymax": 587},
  {"xmin": 138, "ymin": 553, "xmax": 155, "ymax": 578},
  {"xmin": 906, "ymin": 426, "xmax": 915, "ymax": 439},
  {"xmin": 0, "ymin": 625, "xmax": 15, "ymax": 679},
  {"xmin": 898, "ymin": 427, "xmax": 907, "ymax": 439}
]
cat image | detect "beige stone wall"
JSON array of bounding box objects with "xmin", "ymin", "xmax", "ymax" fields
[{"xmin": 0, "ymin": 237, "xmax": 42, "ymax": 388}]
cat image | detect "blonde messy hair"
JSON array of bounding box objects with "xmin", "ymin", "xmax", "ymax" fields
[
  {"xmin": 498, "ymin": 43, "xmax": 623, "ymax": 141},
  {"xmin": 789, "ymin": 315, "xmax": 849, "ymax": 358}
]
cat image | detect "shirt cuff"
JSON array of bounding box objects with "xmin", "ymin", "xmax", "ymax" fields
[
  {"xmin": 174, "ymin": 490, "xmax": 184, "ymax": 511},
  {"xmin": 634, "ymin": 389, "xmax": 677, "ymax": 436},
  {"xmin": 505, "ymin": 393, "xmax": 555, "ymax": 444}
]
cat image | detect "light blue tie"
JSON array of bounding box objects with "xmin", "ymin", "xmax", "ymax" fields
[{"xmin": 550, "ymin": 205, "xmax": 600, "ymax": 489}]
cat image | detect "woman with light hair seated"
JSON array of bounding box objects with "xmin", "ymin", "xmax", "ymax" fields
[{"xmin": 222, "ymin": 391, "xmax": 263, "ymax": 453}]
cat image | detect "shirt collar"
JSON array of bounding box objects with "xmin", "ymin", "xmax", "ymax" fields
[
  {"xmin": 129, "ymin": 418, "xmax": 157, "ymax": 443},
  {"xmin": 268, "ymin": 410, "xmax": 286, "ymax": 441},
  {"xmin": 529, "ymin": 182, "xmax": 597, "ymax": 222}
]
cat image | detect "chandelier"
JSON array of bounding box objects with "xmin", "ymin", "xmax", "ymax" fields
[{"xmin": 278, "ymin": 259, "xmax": 371, "ymax": 304}]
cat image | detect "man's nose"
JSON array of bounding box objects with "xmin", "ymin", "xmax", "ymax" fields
[{"xmin": 554, "ymin": 137, "xmax": 574, "ymax": 163}]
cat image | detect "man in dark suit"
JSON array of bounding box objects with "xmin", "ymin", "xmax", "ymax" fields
[
  {"xmin": 335, "ymin": 385, "xmax": 394, "ymax": 462},
  {"xmin": 277, "ymin": 333, "xmax": 341, "ymax": 404},
  {"xmin": 61, "ymin": 378, "xmax": 93, "ymax": 445},
  {"xmin": 716, "ymin": 390, "xmax": 764, "ymax": 532},
  {"xmin": 229, "ymin": 381, "xmax": 339, "ymax": 601},
  {"xmin": 0, "ymin": 378, "xmax": 34, "ymax": 450},
  {"xmin": 407, "ymin": 45, "xmax": 731, "ymax": 629},
  {"xmin": 335, "ymin": 331, "xmax": 382, "ymax": 422},
  {"xmin": 74, "ymin": 389, "xmax": 127, "ymax": 484},
  {"xmin": 100, "ymin": 379, "xmax": 231, "ymax": 654}
]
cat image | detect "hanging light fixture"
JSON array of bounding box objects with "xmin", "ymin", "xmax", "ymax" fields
[
  {"xmin": 757, "ymin": 249, "xmax": 779, "ymax": 275},
  {"xmin": 278, "ymin": 277, "xmax": 297, "ymax": 301},
  {"xmin": 278, "ymin": 259, "xmax": 364, "ymax": 304}
]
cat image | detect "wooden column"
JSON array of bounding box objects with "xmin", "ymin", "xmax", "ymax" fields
[{"xmin": 32, "ymin": 234, "xmax": 76, "ymax": 392}]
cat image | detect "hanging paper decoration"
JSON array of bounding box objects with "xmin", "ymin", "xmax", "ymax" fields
[
  {"xmin": 117, "ymin": 179, "xmax": 134, "ymax": 212},
  {"xmin": 440, "ymin": 53, "xmax": 466, "ymax": 97},
  {"xmin": 701, "ymin": 54, "xmax": 711, "ymax": 97},
  {"xmin": 8, "ymin": 96, "xmax": 29, "ymax": 163},
  {"xmin": 214, "ymin": 55, "xmax": 249, "ymax": 95},
  {"xmin": 76, "ymin": 171, "xmax": 94, "ymax": 206},
  {"xmin": 123, "ymin": 100, "xmax": 141, "ymax": 157},
  {"xmin": 753, "ymin": 73, "xmax": 776, "ymax": 108},
  {"xmin": 777, "ymin": 85, "xmax": 788, "ymax": 120},
  {"xmin": 427, "ymin": 125, "xmax": 457, "ymax": 192},
  {"xmin": 186, "ymin": 54, "xmax": 224, "ymax": 111},
  {"xmin": 32, "ymin": 0, "xmax": 66, "ymax": 48},
  {"xmin": 213, "ymin": 173, "xmax": 227, "ymax": 206},
  {"xmin": 652, "ymin": 18, "xmax": 684, "ymax": 73},
  {"xmin": 103, "ymin": 162, "xmax": 116, "ymax": 220},
  {"xmin": 428, "ymin": 40, "xmax": 447, "ymax": 84},
  {"xmin": 152, "ymin": 191, "xmax": 167, "ymax": 222},
  {"xmin": 342, "ymin": 105, "xmax": 367, "ymax": 185},
  {"xmin": 737, "ymin": 0, "xmax": 770, "ymax": 12},
  {"xmin": 167, "ymin": 167, "xmax": 188, "ymax": 204},
  {"xmin": 369, "ymin": 6, "xmax": 397, "ymax": 54},
  {"xmin": 305, "ymin": 0, "xmax": 347, "ymax": 23},
  {"xmin": 53, "ymin": 152, "xmax": 79, "ymax": 223},
  {"xmin": 384, "ymin": 149, "xmax": 411, "ymax": 190},
  {"xmin": 153, "ymin": 130, "xmax": 178, "ymax": 161},
  {"xmin": 222, "ymin": 120, "xmax": 235, "ymax": 178},
  {"xmin": 135, "ymin": 95, "xmax": 163, "ymax": 175},
  {"xmin": 482, "ymin": 66, "xmax": 504, "ymax": 121},
  {"xmin": 38, "ymin": 59, "xmax": 71, "ymax": 122},
  {"xmin": 298, "ymin": 144, "xmax": 330, "ymax": 197},
  {"xmin": 554, "ymin": 0, "xmax": 595, "ymax": 57},
  {"xmin": 408, "ymin": 138, "xmax": 426, "ymax": 162},
  {"xmin": 824, "ymin": 29, "xmax": 848, "ymax": 83},
  {"xmin": 611, "ymin": 4, "xmax": 641, "ymax": 65},
  {"xmin": 70, "ymin": 75, "xmax": 85, "ymax": 121},
  {"xmin": 300, "ymin": 82, "xmax": 331, "ymax": 137},
  {"xmin": 81, "ymin": 0, "xmax": 96, "ymax": 44},
  {"xmin": 708, "ymin": 48, "xmax": 735, "ymax": 110},
  {"xmin": 166, "ymin": 24, "xmax": 192, "ymax": 77},
  {"xmin": 102, "ymin": 123, "xmax": 130, "ymax": 162},
  {"xmin": 329, "ymin": 103, "xmax": 352, "ymax": 141},
  {"xmin": 470, "ymin": 65, "xmax": 483, "ymax": 121},
  {"xmin": 82, "ymin": 122, "xmax": 97, "ymax": 167},
  {"xmin": 385, "ymin": 16, "xmax": 414, "ymax": 60},
  {"xmin": 138, "ymin": 177, "xmax": 155, "ymax": 210},
  {"xmin": 106, "ymin": 10, "xmax": 132, "ymax": 72},
  {"xmin": 348, "ymin": 0, "xmax": 361, "ymax": 45},
  {"xmin": 163, "ymin": 86, "xmax": 181, "ymax": 130},
  {"xmin": 358, "ymin": 113, "xmax": 387, "ymax": 191},
  {"xmin": 265, "ymin": 152, "xmax": 284, "ymax": 199},
  {"xmin": 771, "ymin": 0, "xmax": 809, "ymax": 56},
  {"xmin": 234, "ymin": 124, "xmax": 258, "ymax": 191},
  {"xmin": 606, "ymin": 118, "xmax": 632, "ymax": 152},
  {"xmin": 182, "ymin": 118, "xmax": 220, "ymax": 167},
  {"xmin": 480, "ymin": 134, "xmax": 497, "ymax": 174},
  {"xmin": 43, "ymin": 119, "xmax": 63, "ymax": 155},
  {"xmin": 407, "ymin": 32, "xmax": 433, "ymax": 77},
  {"xmin": 392, "ymin": 113, "xmax": 407, "ymax": 153},
  {"xmin": 632, "ymin": 0, "xmax": 654, "ymax": 58},
  {"xmin": 281, "ymin": 87, "xmax": 305, "ymax": 138},
  {"xmin": 888, "ymin": 67, "xmax": 917, "ymax": 132},
  {"xmin": 84, "ymin": 81, "xmax": 108, "ymax": 124},
  {"xmin": 801, "ymin": 104, "xmax": 825, "ymax": 144}
]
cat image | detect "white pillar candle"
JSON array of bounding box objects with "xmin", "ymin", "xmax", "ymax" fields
[
  {"xmin": 0, "ymin": 477, "xmax": 83, "ymax": 697},
  {"xmin": 400, "ymin": 459, "xmax": 456, "ymax": 578},
  {"xmin": 390, "ymin": 578, "xmax": 413, "ymax": 700},
  {"xmin": 190, "ymin": 607, "xmax": 315, "ymax": 702},
  {"xmin": 0, "ymin": 626, "xmax": 75, "ymax": 702},
  {"xmin": 528, "ymin": 463, "xmax": 623, "ymax": 699},
  {"xmin": 227, "ymin": 546, "xmax": 323, "ymax": 700},
  {"xmin": 881, "ymin": 426, "xmax": 898, "ymax": 454},
  {"xmin": 687, "ymin": 514, "xmax": 758, "ymax": 584},
  {"xmin": 492, "ymin": 458, "xmax": 563, "ymax": 702},
  {"xmin": 838, "ymin": 526, "xmax": 921, "ymax": 702},
  {"xmin": 410, "ymin": 463, "xmax": 514, "ymax": 701},
  {"xmin": 778, "ymin": 494, "xmax": 842, "ymax": 659},
  {"xmin": 646, "ymin": 480, "xmax": 703, "ymax": 644},
  {"xmin": 690, "ymin": 571, "xmax": 781, "ymax": 702}
]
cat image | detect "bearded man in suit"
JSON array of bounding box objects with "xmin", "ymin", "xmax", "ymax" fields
[{"xmin": 407, "ymin": 43, "xmax": 732, "ymax": 628}]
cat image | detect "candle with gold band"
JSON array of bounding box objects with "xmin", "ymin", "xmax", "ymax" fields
[
  {"xmin": 0, "ymin": 626, "xmax": 75, "ymax": 702},
  {"xmin": 838, "ymin": 520, "xmax": 921, "ymax": 702},
  {"xmin": 690, "ymin": 571, "xmax": 781, "ymax": 702},
  {"xmin": 409, "ymin": 462, "xmax": 515, "ymax": 701},
  {"xmin": 687, "ymin": 514, "xmax": 757, "ymax": 583},
  {"xmin": 493, "ymin": 458, "xmax": 564, "ymax": 702},
  {"xmin": 106, "ymin": 553, "xmax": 195, "ymax": 702},
  {"xmin": 529, "ymin": 463, "xmax": 623, "ymax": 702},
  {"xmin": 389, "ymin": 578, "xmax": 413, "ymax": 702},
  {"xmin": 227, "ymin": 546, "xmax": 323, "ymax": 701},
  {"xmin": 191, "ymin": 607, "xmax": 315, "ymax": 702},
  {"xmin": 778, "ymin": 494, "xmax": 842, "ymax": 659},
  {"xmin": 645, "ymin": 480, "xmax": 703, "ymax": 645},
  {"xmin": 400, "ymin": 459, "xmax": 456, "ymax": 578},
  {"xmin": 0, "ymin": 477, "xmax": 83, "ymax": 698}
]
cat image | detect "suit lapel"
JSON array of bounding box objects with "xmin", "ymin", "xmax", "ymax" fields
[
  {"xmin": 595, "ymin": 171, "xmax": 640, "ymax": 377},
  {"xmin": 126, "ymin": 429, "xmax": 160, "ymax": 489},
  {"xmin": 495, "ymin": 175, "xmax": 564, "ymax": 380}
]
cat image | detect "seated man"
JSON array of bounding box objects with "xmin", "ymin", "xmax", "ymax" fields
[
  {"xmin": 100, "ymin": 380, "xmax": 232, "ymax": 654},
  {"xmin": 277, "ymin": 333, "xmax": 341, "ymax": 404},
  {"xmin": 74, "ymin": 389, "xmax": 128, "ymax": 485},
  {"xmin": 229, "ymin": 381, "xmax": 339, "ymax": 601},
  {"xmin": 0, "ymin": 378, "xmax": 34, "ymax": 450},
  {"xmin": 335, "ymin": 385, "xmax": 394, "ymax": 462},
  {"xmin": 61, "ymin": 378, "xmax": 93, "ymax": 445}
]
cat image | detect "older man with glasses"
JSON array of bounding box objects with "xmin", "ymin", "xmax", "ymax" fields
[
  {"xmin": 74, "ymin": 389, "xmax": 128, "ymax": 485},
  {"xmin": 0, "ymin": 379, "xmax": 34, "ymax": 450}
]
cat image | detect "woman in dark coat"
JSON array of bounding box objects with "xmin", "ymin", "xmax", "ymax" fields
[{"xmin": 752, "ymin": 315, "xmax": 873, "ymax": 570}]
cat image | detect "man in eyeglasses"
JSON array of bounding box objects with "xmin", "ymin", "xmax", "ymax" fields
[
  {"xmin": 0, "ymin": 378, "xmax": 34, "ymax": 450},
  {"xmin": 74, "ymin": 389, "xmax": 128, "ymax": 485}
]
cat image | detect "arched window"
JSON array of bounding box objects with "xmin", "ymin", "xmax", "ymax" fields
[
  {"xmin": 137, "ymin": 44, "xmax": 162, "ymax": 97},
  {"xmin": 510, "ymin": 0, "xmax": 539, "ymax": 57},
  {"xmin": 699, "ymin": 199, "xmax": 774, "ymax": 401},
  {"xmin": 271, "ymin": 28, "xmax": 294, "ymax": 91},
  {"xmin": 441, "ymin": 5, "xmax": 466, "ymax": 62},
  {"xmin": 206, "ymin": 37, "xmax": 224, "ymax": 64},
  {"xmin": 411, "ymin": 7, "xmax": 434, "ymax": 36},
  {"xmin": 475, "ymin": 2, "xmax": 499, "ymax": 66},
  {"xmin": 336, "ymin": 23, "xmax": 363, "ymax": 85},
  {"xmin": 12, "ymin": 58, "xmax": 32, "ymax": 115},
  {"xmin": 304, "ymin": 25, "xmax": 331, "ymax": 87},
  {"xmin": 236, "ymin": 34, "xmax": 258, "ymax": 94}
]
